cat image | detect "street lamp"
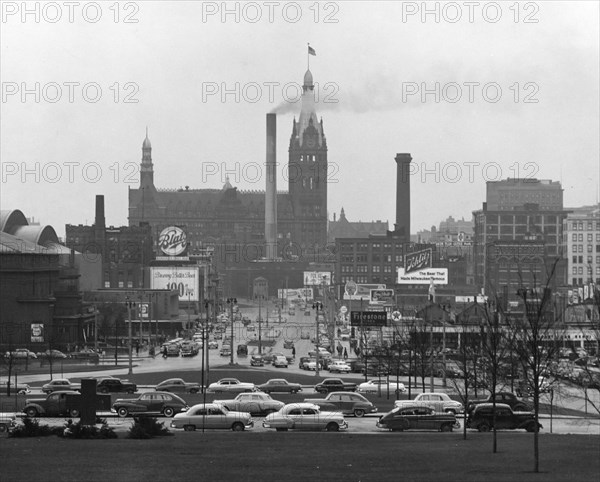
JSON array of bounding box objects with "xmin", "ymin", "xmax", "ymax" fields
[
  {"xmin": 255, "ymin": 294, "xmax": 264, "ymax": 355},
  {"xmin": 313, "ymin": 301, "xmax": 324, "ymax": 377},
  {"xmin": 226, "ymin": 297, "xmax": 237, "ymax": 365},
  {"xmin": 125, "ymin": 297, "xmax": 136, "ymax": 375}
]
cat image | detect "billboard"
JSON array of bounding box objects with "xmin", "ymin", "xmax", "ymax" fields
[
  {"xmin": 30, "ymin": 323, "xmax": 44, "ymax": 343},
  {"xmin": 370, "ymin": 289, "xmax": 395, "ymax": 304},
  {"xmin": 150, "ymin": 266, "xmax": 199, "ymax": 301},
  {"xmin": 350, "ymin": 311, "xmax": 387, "ymax": 327},
  {"xmin": 277, "ymin": 288, "xmax": 314, "ymax": 302},
  {"xmin": 303, "ymin": 271, "xmax": 331, "ymax": 286},
  {"xmin": 396, "ymin": 267, "xmax": 448, "ymax": 285},
  {"xmin": 343, "ymin": 284, "xmax": 386, "ymax": 301},
  {"xmin": 158, "ymin": 226, "xmax": 188, "ymax": 256},
  {"xmin": 405, "ymin": 248, "xmax": 432, "ymax": 274}
]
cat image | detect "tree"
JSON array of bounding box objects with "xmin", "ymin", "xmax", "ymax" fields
[{"xmin": 505, "ymin": 260, "xmax": 563, "ymax": 473}]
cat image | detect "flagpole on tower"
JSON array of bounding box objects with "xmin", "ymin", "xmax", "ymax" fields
[{"xmin": 307, "ymin": 43, "xmax": 310, "ymax": 70}]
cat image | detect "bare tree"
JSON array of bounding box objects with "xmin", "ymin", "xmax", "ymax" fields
[{"xmin": 506, "ymin": 260, "xmax": 563, "ymax": 473}]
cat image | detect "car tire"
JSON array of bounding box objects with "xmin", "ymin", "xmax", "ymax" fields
[
  {"xmin": 326, "ymin": 422, "xmax": 340, "ymax": 432},
  {"xmin": 291, "ymin": 390, "xmax": 298, "ymax": 394},
  {"xmin": 232, "ymin": 422, "xmax": 244, "ymax": 432},
  {"xmin": 275, "ymin": 427, "xmax": 288, "ymax": 432},
  {"xmin": 190, "ymin": 388, "xmax": 199, "ymax": 394},
  {"xmin": 526, "ymin": 423, "xmax": 537, "ymax": 433},
  {"xmin": 478, "ymin": 423, "xmax": 491, "ymax": 432},
  {"xmin": 127, "ymin": 389, "xmax": 135, "ymax": 394},
  {"xmin": 0, "ymin": 424, "xmax": 7, "ymax": 433},
  {"xmin": 445, "ymin": 409, "xmax": 457, "ymax": 415},
  {"xmin": 514, "ymin": 404, "xmax": 527, "ymax": 411},
  {"xmin": 163, "ymin": 407, "xmax": 175, "ymax": 417},
  {"xmin": 100, "ymin": 387, "xmax": 109, "ymax": 394},
  {"xmin": 184, "ymin": 425, "xmax": 196, "ymax": 432},
  {"xmin": 354, "ymin": 409, "xmax": 365, "ymax": 418},
  {"xmin": 69, "ymin": 409, "xmax": 80, "ymax": 418},
  {"xmin": 441, "ymin": 423, "xmax": 453, "ymax": 432},
  {"xmin": 25, "ymin": 407, "xmax": 38, "ymax": 418},
  {"xmin": 117, "ymin": 407, "xmax": 129, "ymax": 418}
]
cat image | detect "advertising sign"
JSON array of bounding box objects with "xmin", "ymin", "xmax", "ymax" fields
[
  {"xmin": 370, "ymin": 289, "xmax": 395, "ymax": 304},
  {"xmin": 30, "ymin": 323, "xmax": 44, "ymax": 343},
  {"xmin": 158, "ymin": 226, "xmax": 188, "ymax": 256},
  {"xmin": 343, "ymin": 284, "xmax": 386, "ymax": 300},
  {"xmin": 150, "ymin": 266, "xmax": 199, "ymax": 301},
  {"xmin": 404, "ymin": 248, "xmax": 432, "ymax": 274},
  {"xmin": 396, "ymin": 267, "xmax": 448, "ymax": 285},
  {"xmin": 303, "ymin": 271, "xmax": 331, "ymax": 286},
  {"xmin": 350, "ymin": 311, "xmax": 387, "ymax": 327},
  {"xmin": 277, "ymin": 288, "xmax": 314, "ymax": 302},
  {"xmin": 140, "ymin": 303, "xmax": 150, "ymax": 319}
]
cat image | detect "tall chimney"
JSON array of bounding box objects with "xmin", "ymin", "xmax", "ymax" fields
[
  {"xmin": 95, "ymin": 195, "xmax": 105, "ymax": 229},
  {"xmin": 394, "ymin": 153, "xmax": 412, "ymax": 241},
  {"xmin": 265, "ymin": 113, "xmax": 278, "ymax": 260}
]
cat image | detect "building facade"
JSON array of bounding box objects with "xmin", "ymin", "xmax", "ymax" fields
[
  {"xmin": 473, "ymin": 178, "xmax": 568, "ymax": 299},
  {"xmin": 562, "ymin": 204, "xmax": 600, "ymax": 287}
]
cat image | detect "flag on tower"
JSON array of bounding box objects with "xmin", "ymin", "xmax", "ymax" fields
[{"xmin": 308, "ymin": 45, "xmax": 316, "ymax": 56}]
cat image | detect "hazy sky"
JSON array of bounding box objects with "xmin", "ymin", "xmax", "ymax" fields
[{"xmin": 1, "ymin": 1, "xmax": 598, "ymax": 238}]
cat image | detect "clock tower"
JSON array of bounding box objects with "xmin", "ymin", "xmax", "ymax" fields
[{"xmin": 288, "ymin": 69, "xmax": 328, "ymax": 251}]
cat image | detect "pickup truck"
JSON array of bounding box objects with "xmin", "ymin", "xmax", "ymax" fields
[
  {"xmin": 467, "ymin": 391, "xmax": 531, "ymax": 413},
  {"xmin": 23, "ymin": 391, "xmax": 111, "ymax": 418},
  {"xmin": 314, "ymin": 378, "xmax": 357, "ymax": 394},
  {"xmin": 304, "ymin": 391, "xmax": 377, "ymax": 417},
  {"xmin": 467, "ymin": 403, "xmax": 542, "ymax": 432}
]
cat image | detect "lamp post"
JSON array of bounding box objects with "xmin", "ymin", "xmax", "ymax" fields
[
  {"xmin": 226, "ymin": 297, "xmax": 237, "ymax": 365},
  {"xmin": 313, "ymin": 301, "xmax": 324, "ymax": 377},
  {"xmin": 125, "ymin": 297, "xmax": 136, "ymax": 375},
  {"xmin": 255, "ymin": 294, "xmax": 264, "ymax": 355}
]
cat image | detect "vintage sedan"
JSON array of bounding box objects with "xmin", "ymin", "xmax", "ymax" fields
[
  {"xmin": 207, "ymin": 378, "xmax": 255, "ymax": 394},
  {"xmin": 171, "ymin": 403, "xmax": 254, "ymax": 431},
  {"xmin": 0, "ymin": 380, "xmax": 30, "ymax": 394},
  {"xmin": 37, "ymin": 349, "xmax": 68, "ymax": 359},
  {"xmin": 304, "ymin": 392, "xmax": 377, "ymax": 418},
  {"xmin": 69, "ymin": 347, "xmax": 100, "ymax": 360},
  {"xmin": 257, "ymin": 379, "xmax": 302, "ymax": 394},
  {"xmin": 357, "ymin": 379, "xmax": 406, "ymax": 394},
  {"xmin": 214, "ymin": 392, "xmax": 284, "ymax": 415},
  {"xmin": 250, "ymin": 355, "xmax": 264, "ymax": 366},
  {"xmin": 263, "ymin": 403, "xmax": 348, "ymax": 432},
  {"xmin": 112, "ymin": 391, "xmax": 188, "ymax": 418},
  {"xmin": 5, "ymin": 349, "xmax": 37, "ymax": 359},
  {"xmin": 377, "ymin": 405, "xmax": 459, "ymax": 432},
  {"xmin": 155, "ymin": 378, "xmax": 201, "ymax": 394},
  {"xmin": 41, "ymin": 378, "xmax": 81, "ymax": 394}
]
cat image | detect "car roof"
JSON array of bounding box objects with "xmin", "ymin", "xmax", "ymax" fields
[
  {"xmin": 266, "ymin": 379, "xmax": 287, "ymax": 383},
  {"xmin": 159, "ymin": 378, "xmax": 183, "ymax": 384},
  {"xmin": 474, "ymin": 403, "xmax": 512, "ymax": 410},
  {"xmin": 282, "ymin": 403, "xmax": 320, "ymax": 411}
]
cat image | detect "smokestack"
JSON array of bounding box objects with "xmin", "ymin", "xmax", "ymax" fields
[
  {"xmin": 265, "ymin": 113, "xmax": 278, "ymax": 260},
  {"xmin": 95, "ymin": 195, "xmax": 105, "ymax": 229},
  {"xmin": 394, "ymin": 153, "xmax": 412, "ymax": 240}
]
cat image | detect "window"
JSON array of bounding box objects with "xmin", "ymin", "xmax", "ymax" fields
[
  {"xmin": 579, "ymin": 256, "xmax": 584, "ymax": 263},
  {"xmin": 579, "ymin": 234, "xmax": 583, "ymax": 242},
  {"xmin": 579, "ymin": 245, "xmax": 583, "ymax": 253},
  {"xmin": 373, "ymin": 266, "xmax": 380, "ymax": 273},
  {"xmin": 572, "ymin": 267, "xmax": 577, "ymax": 275},
  {"xmin": 572, "ymin": 233, "xmax": 578, "ymax": 241},
  {"xmin": 573, "ymin": 256, "xmax": 577, "ymax": 264},
  {"xmin": 588, "ymin": 245, "xmax": 593, "ymax": 253},
  {"xmin": 588, "ymin": 234, "xmax": 594, "ymax": 242},
  {"xmin": 578, "ymin": 267, "xmax": 583, "ymax": 275}
]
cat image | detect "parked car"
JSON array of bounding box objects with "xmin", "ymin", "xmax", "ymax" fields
[
  {"xmin": 155, "ymin": 378, "xmax": 200, "ymax": 394},
  {"xmin": 0, "ymin": 414, "xmax": 17, "ymax": 433},
  {"xmin": 395, "ymin": 392, "xmax": 463, "ymax": 414},
  {"xmin": 263, "ymin": 403, "xmax": 348, "ymax": 432},
  {"xmin": 41, "ymin": 378, "xmax": 81, "ymax": 394},
  {"xmin": 207, "ymin": 378, "xmax": 255, "ymax": 394},
  {"xmin": 377, "ymin": 405, "xmax": 458, "ymax": 432},
  {"xmin": 257, "ymin": 378, "xmax": 302, "ymax": 394},
  {"xmin": 273, "ymin": 355, "xmax": 288, "ymax": 368},
  {"xmin": 0, "ymin": 379, "xmax": 30, "ymax": 395},
  {"xmin": 180, "ymin": 341, "xmax": 199, "ymax": 357},
  {"xmin": 237, "ymin": 344, "xmax": 248, "ymax": 356},
  {"xmin": 5, "ymin": 349, "xmax": 37, "ymax": 359},
  {"xmin": 314, "ymin": 378, "xmax": 357, "ymax": 394},
  {"xmin": 357, "ymin": 379, "xmax": 406, "ymax": 394},
  {"xmin": 250, "ymin": 354, "xmax": 264, "ymax": 367},
  {"xmin": 37, "ymin": 349, "xmax": 68, "ymax": 359},
  {"xmin": 328, "ymin": 361, "xmax": 352, "ymax": 374},
  {"xmin": 305, "ymin": 359, "xmax": 324, "ymax": 371},
  {"xmin": 247, "ymin": 324, "xmax": 256, "ymax": 332},
  {"xmin": 23, "ymin": 391, "xmax": 111, "ymax": 418},
  {"xmin": 308, "ymin": 348, "xmax": 331, "ymax": 358},
  {"xmin": 161, "ymin": 343, "xmax": 180, "ymax": 357},
  {"xmin": 208, "ymin": 340, "xmax": 219, "ymax": 349},
  {"xmin": 220, "ymin": 345, "xmax": 232, "ymax": 357},
  {"xmin": 171, "ymin": 403, "xmax": 254, "ymax": 432},
  {"xmin": 467, "ymin": 391, "xmax": 531, "ymax": 413},
  {"xmin": 113, "ymin": 391, "xmax": 188, "ymax": 418},
  {"xmin": 304, "ymin": 391, "xmax": 377, "ymax": 417},
  {"xmin": 467, "ymin": 403, "xmax": 542, "ymax": 432},
  {"xmin": 69, "ymin": 347, "xmax": 100, "ymax": 360},
  {"xmin": 96, "ymin": 378, "xmax": 137, "ymax": 394},
  {"xmin": 214, "ymin": 392, "xmax": 284, "ymax": 415}
]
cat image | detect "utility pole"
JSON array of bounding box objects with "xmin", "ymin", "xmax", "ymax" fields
[
  {"xmin": 313, "ymin": 301, "xmax": 324, "ymax": 377},
  {"xmin": 125, "ymin": 297, "xmax": 136, "ymax": 375},
  {"xmin": 227, "ymin": 297, "xmax": 237, "ymax": 365}
]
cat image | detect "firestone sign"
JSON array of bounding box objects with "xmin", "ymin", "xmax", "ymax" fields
[{"xmin": 158, "ymin": 226, "xmax": 187, "ymax": 256}]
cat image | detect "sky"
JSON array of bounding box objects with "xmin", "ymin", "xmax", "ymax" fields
[{"xmin": 1, "ymin": 1, "xmax": 599, "ymax": 239}]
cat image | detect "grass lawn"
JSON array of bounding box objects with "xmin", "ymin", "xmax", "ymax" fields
[{"xmin": 1, "ymin": 432, "xmax": 597, "ymax": 481}]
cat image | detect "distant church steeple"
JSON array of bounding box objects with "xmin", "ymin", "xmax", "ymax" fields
[{"xmin": 140, "ymin": 128, "xmax": 154, "ymax": 189}]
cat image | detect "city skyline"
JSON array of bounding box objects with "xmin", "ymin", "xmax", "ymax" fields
[{"xmin": 1, "ymin": 1, "xmax": 598, "ymax": 238}]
